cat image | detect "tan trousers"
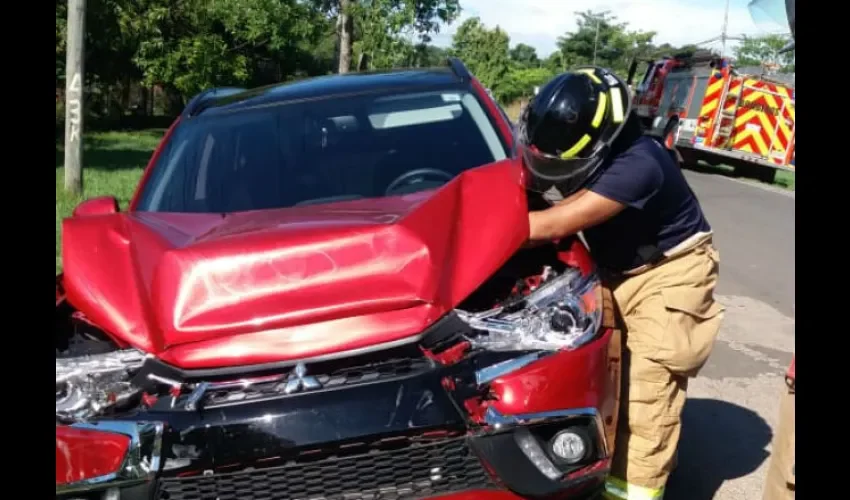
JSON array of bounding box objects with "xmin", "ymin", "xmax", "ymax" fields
[
  {"xmin": 762, "ymin": 384, "xmax": 795, "ymax": 500},
  {"xmin": 603, "ymin": 241, "xmax": 724, "ymax": 500}
]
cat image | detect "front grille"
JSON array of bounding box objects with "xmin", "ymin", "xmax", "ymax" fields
[
  {"xmin": 203, "ymin": 357, "xmax": 434, "ymax": 407},
  {"xmin": 158, "ymin": 437, "xmax": 496, "ymax": 500}
]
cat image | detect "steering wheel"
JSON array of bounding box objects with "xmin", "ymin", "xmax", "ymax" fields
[{"xmin": 384, "ymin": 168, "xmax": 454, "ymax": 196}]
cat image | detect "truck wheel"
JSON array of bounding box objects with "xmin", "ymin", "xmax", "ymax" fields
[
  {"xmin": 663, "ymin": 119, "xmax": 679, "ymax": 149},
  {"xmin": 734, "ymin": 164, "xmax": 776, "ymax": 184},
  {"xmin": 756, "ymin": 169, "xmax": 777, "ymax": 184}
]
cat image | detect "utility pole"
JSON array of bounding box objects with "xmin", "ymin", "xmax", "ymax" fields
[
  {"xmin": 64, "ymin": 0, "xmax": 86, "ymax": 195},
  {"xmin": 720, "ymin": 0, "xmax": 731, "ymax": 57},
  {"xmin": 593, "ymin": 20, "xmax": 600, "ymax": 65},
  {"xmin": 337, "ymin": 0, "xmax": 354, "ymax": 74}
]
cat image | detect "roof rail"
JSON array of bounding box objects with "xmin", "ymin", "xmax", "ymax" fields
[
  {"xmin": 446, "ymin": 57, "xmax": 471, "ymax": 81},
  {"xmin": 182, "ymin": 87, "xmax": 247, "ymax": 118}
]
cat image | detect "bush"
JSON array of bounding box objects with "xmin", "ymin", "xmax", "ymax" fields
[{"xmin": 497, "ymin": 67, "xmax": 557, "ymax": 105}]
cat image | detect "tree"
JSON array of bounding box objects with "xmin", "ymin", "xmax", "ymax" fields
[
  {"xmin": 509, "ymin": 43, "xmax": 539, "ymax": 68},
  {"xmin": 450, "ymin": 17, "xmax": 512, "ymax": 101},
  {"xmin": 555, "ymin": 10, "xmax": 656, "ymax": 76},
  {"xmin": 412, "ymin": 43, "xmax": 448, "ymax": 67},
  {"xmin": 501, "ymin": 67, "xmax": 557, "ymax": 103},
  {"xmin": 733, "ymin": 34, "xmax": 795, "ymax": 73},
  {"xmin": 54, "ymin": 0, "xmax": 461, "ymax": 123},
  {"xmin": 542, "ymin": 51, "xmax": 565, "ymax": 73},
  {"xmin": 323, "ymin": 0, "xmax": 460, "ymax": 73},
  {"xmin": 337, "ymin": 0, "xmax": 355, "ymax": 73},
  {"xmin": 117, "ymin": 0, "xmax": 328, "ymax": 106}
]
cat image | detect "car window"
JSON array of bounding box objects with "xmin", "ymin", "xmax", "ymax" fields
[{"xmin": 137, "ymin": 88, "xmax": 509, "ymax": 213}]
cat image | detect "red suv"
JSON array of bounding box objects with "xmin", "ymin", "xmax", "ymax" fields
[{"xmin": 56, "ymin": 59, "xmax": 621, "ymax": 500}]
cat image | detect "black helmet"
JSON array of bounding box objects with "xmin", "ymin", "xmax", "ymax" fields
[{"xmin": 516, "ymin": 66, "xmax": 632, "ymax": 198}]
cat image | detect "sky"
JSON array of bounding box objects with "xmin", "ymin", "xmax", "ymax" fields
[{"xmin": 430, "ymin": 0, "xmax": 790, "ymax": 57}]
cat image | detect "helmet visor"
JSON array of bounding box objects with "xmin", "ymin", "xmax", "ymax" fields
[{"xmin": 520, "ymin": 144, "xmax": 604, "ymax": 197}]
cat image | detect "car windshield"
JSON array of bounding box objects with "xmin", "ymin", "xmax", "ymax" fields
[{"xmin": 136, "ymin": 87, "xmax": 509, "ymax": 213}]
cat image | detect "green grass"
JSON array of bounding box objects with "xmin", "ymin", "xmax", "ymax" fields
[
  {"xmin": 775, "ymin": 170, "xmax": 795, "ymax": 190},
  {"xmin": 56, "ymin": 129, "xmax": 164, "ymax": 273},
  {"xmin": 694, "ymin": 162, "xmax": 795, "ymax": 190}
]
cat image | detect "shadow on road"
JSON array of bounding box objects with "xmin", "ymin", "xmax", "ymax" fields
[
  {"xmin": 682, "ymin": 162, "xmax": 737, "ymax": 179},
  {"xmin": 666, "ymin": 398, "xmax": 772, "ymax": 500}
]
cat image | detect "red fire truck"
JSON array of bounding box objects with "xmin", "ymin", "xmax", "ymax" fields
[{"xmin": 627, "ymin": 51, "xmax": 795, "ymax": 183}]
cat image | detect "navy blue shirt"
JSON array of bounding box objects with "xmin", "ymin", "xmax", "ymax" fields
[{"xmin": 583, "ymin": 136, "xmax": 711, "ymax": 272}]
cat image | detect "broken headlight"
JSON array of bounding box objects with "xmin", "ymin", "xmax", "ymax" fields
[
  {"xmin": 457, "ymin": 266, "xmax": 602, "ymax": 351},
  {"xmin": 56, "ymin": 349, "xmax": 146, "ymax": 422}
]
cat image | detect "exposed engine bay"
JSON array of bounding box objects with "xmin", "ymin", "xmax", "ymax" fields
[{"xmin": 56, "ymin": 240, "xmax": 601, "ymax": 424}]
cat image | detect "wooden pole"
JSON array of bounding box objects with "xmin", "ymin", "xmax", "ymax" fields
[{"xmin": 64, "ymin": 0, "xmax": 86, "ymax": 195}]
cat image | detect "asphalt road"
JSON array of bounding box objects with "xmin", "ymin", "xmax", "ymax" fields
[{"xmin": 665, "ymin": 170, "xmax": 795, "ymax": 500}]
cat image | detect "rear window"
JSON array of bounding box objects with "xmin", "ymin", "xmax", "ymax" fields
[{"xmin": 136, "ymin": 88, "xmax": 509, "ymax": 213}]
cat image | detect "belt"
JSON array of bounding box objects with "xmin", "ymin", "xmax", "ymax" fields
[{"xmin": 601, "ymin": 236, "xmax": 715, "ymax": 283}]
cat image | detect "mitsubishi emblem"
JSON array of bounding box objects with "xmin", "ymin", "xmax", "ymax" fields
[{"xmin": 283, "ymin": 362, "xmax": 322, "ymax": 394}]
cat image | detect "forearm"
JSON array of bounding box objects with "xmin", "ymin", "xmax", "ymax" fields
[
  {"xmin": 529, "ymin": 206, "xmax": 587, "ymax": 242},
  {"xmin": 528, "ymin": 190, "xmax": 625, "ymax": 243}
]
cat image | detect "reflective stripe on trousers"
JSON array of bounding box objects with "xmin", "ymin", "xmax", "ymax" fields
[{"xmin": 604, "ymin": 477, "xmax": 665, "ymax": 500}]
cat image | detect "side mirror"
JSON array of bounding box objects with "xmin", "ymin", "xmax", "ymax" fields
[
  {"xmin": 72, "ymin": 196, "xmax": 119, "ymax": 217},
  {"xmin": 626, "ymin": 58, "xmax": 639, "ymax": 87}
]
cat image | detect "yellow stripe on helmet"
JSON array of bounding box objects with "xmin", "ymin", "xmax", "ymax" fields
[
  {"xmin": 592, "ymin": 92, "xmax": 608, "ymax": 128},
  {"xmin": 560, "ymin": 134, "xmax": 592, "ymax": 159},
  {"xmin": 609, "ymin": 87, "xmax": 625, "ymax": 123},
  {"xmin": 576, "ymin": 68, "xmax": 602, "ymax": 84}
]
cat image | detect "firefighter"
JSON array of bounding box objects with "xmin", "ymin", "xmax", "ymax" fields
[
  {"xmin": 762, "ymin": 10, "xmax": 795, "ymax": 494},
  {"xmin": 516, "ymin": 66, "xmax": 725, "ymax": 500},
  {"xmin": 762, "ymin": 355, "xmax": 795, "ymax": 499}
]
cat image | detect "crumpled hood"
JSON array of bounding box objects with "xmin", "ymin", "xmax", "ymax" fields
[{"xmin": 61, "ymin": 160, "xmax": 529, "ymax": 368}]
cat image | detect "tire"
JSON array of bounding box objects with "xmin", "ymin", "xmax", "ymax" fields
[
  {"xmin": 734, "ymin": 164, "xmax": 776, "ymax": 184},
  {"xmin": 756, "ymin": 168, "xmax": 777, "ymax": 184}
]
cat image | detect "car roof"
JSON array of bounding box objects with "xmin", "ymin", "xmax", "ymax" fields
[{"xmin": 191, "ymin": 67, "xmax": 469, "ymax": 117}]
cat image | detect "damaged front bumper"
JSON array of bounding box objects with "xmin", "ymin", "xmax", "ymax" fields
[
  {"xmin": 56, "ymin": 413, "xmax": 607, "ymax": 500},
  {"xmin": 56, "ymin": 315, "xmax": 618, "ymax": 500},
  {"xmin": 56, "ymin": 421, "xmax": 164, "ymax": 500}
]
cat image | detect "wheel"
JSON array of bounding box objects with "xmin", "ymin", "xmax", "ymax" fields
[
  {"xmin": 756, "ymin": 168, "xmax": 777, "ymax": 184},
  {"xmin": 733, "ymin": 164, "xmax": 776, "ymax": 183}
]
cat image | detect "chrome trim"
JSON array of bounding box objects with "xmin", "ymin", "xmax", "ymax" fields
[
  {"xmin": 283, "ymin": 362, "xmax": 323, "ymax": 394},
  {"xmin": 183, "ymin": 369, "xmax": 317, "ymax": 411},
  {"xmin": 483, "ymin": 406, "xmax": 520, "ymax": 427},
  {"xmin": 482, "ymin": 406, "xmax": 609, "ymax": 458},
  {"xmin": 208, "ymin": 373, "xmax": 285, "ymax": 390},
  {"xmin": 185, "ymin": 373, "xmax": 287, "ymax": 411},
  {"xmin": 147, "ymin": 373, "xmax": 182, "ymax": 388},
  {"xmin": 56, "ymin": 420, "xmax": 165, "ymax": 496},
  {"xmin": 183, "ymin": 381, "xmax": 210, "ymax": 411},
  {"xmin": 475, "ymin": 352, "xmax": 551, "ymax": 385}
]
